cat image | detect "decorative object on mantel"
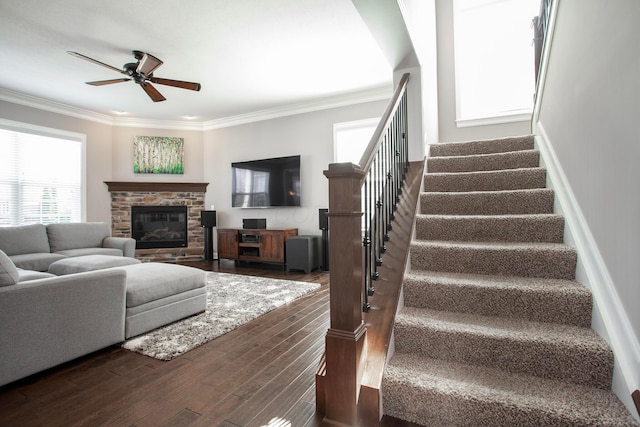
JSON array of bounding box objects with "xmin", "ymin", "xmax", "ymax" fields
[
  {"xmin": 133, "ymin": 136, "xmax": 184, "ymax": 174},
  {"xmin": 122, "ymin": 272, "xmax": 320, "ymax": 360}
]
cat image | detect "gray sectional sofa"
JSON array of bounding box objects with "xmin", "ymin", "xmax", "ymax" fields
[
  {"xmin": 0, "ymin": 222, "xmax": 136, "ymax": 272},
  {"xmin": 0, "ymin": 222, "xmax": 207, "ymax": 387},
  {"xmin": 0, "ymin": 266, "xmax": 128, "ymax": 388}
]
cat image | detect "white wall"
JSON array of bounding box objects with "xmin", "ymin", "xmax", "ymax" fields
[
  {"xmin": 203, "ymin": 100, "xmax": 389, "ymax": 236},
  {"xmin": 398, "ymin": 0, "xmax": 440, "ymax": 149},
  {"xmin": 434, "ymin": 0, "xmax": 531, "ymax": 142},
  {"xmin": 535, "ymin": 0, "xmax": 640, "ymax": 416}
]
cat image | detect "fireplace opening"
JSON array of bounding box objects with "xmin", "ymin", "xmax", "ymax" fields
[{"xmin": 131, "ymin": 206, "xmax": 188, "ymax": 249}]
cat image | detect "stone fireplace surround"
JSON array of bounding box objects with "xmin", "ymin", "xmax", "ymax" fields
[{"xmin": 105, "ymin": 182, "xmax": 208, "ymax": 263}]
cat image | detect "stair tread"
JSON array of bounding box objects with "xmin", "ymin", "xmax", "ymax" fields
[
  {"xmin": 403, "ymin": 271, "xmax": 592, "ymax": 327},
  {"xmin": 404, "ymin": 270, "xmax": 588, "ymax": 294},
  {"xmin": 418, "ymin": 213, "xmax": 562, "ymax": 219},
  {"xmin": 422, "ymin": 187, "xmax": 552, "ymax": 196},
  {"xmin": 415, "ymin": 213, "xmax": 565, "ymax": 243},
  {"xmin": 421, "ymin": 188, "xmax": 555, "ymax": 215},
  {"xmin": 411, "ymin": 240, "xmax": 576, "ymax": 251},
  {"xmin": 426, "ymin": 167, "xmax": 545, "ymax": 177},
  {"xmin": 429, "ymin": 135, "xmax": 534, "ymax": 157},
  {"xmin": 410, "ymin": 239, "xmax": 577, "ymax": 280},
  {"xmin": 383, "ymin": 353, "xmax": 637, "ymax": 426},
  {"xmin": 396, "ymin": 306, "xmax": 605, "ymax": 348},
  {"xmin": 429, "ymin": 149, "xmax": 540, "ymax": 162},
  {"xmin": 427, "ymin": 150, "xmax": 540, "ymax": 173},
  {"xmin": 424, "ymin": 167, "xmax": 547, "ymax": 192}
]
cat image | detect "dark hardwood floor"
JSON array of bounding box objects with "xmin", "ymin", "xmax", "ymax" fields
[{"xmin": 0, "ymin": 260, "xmax": 413, "ymax": 426}]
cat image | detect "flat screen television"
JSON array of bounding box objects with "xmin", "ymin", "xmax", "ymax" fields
[{"xmin": 231, "ymin": 155, "xmax": 301, "ymax": 208}]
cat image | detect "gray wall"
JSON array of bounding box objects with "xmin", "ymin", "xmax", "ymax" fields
[
  {"xmin": 537, "ymin": 0, "xmax": 639, "ymax": 348},
  {"xmin": 535, "ymin": 0, "xmax": 639, "ymax": 414}
]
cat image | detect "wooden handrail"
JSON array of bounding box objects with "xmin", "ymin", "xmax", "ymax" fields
[
  {"xmin": 316, "ymin": 73, "xmax": 410, "ymax": 425},
  {"xmin": 359, "ymin": 73, "xmax": 410, "ymax": 172},
  {"xmin": 533, "ymin": 0, "xmax": 553, "ymax": 88}
]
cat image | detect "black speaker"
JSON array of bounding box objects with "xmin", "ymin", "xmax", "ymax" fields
[
  {"xmin": 243, "ymin": 218, "xmax": 266, "ymax": 229},
  {"xmin": 200, "ymin": 210, "xmax": 217, "ymax": 228},
  {"xmin": 319, "ymin": 208, "xmax": 328, "ymax": 230}
]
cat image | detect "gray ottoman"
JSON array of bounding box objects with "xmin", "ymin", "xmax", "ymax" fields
[
  {"xmin": 115, "ymin": 263, "xmax": 207, "ymax": 339},
  {"xmin": 48, "ymin": 254, "xmax": 141, "ymax": 275}
]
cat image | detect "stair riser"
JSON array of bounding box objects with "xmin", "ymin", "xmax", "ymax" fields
[
  {"xmin": 410, "ymin": 243, "xmax": 577, "ymax": 280},
  {"xmin": 403, "ymin": 278, "xmax": 592, "ymax": 327},
  {"xmin": 416, "ymin": 215, "xmax": 564, "ymax": 243},
  {"xmin": 429, "ymin": 135, "xmax": 534, "ymax": 157},
  {"xmin": 424, "ymin": 168, "xmax": 547, "ymax": 192},
  {"xmin": 393, "ymin": 324, "xmax": 613, "ymax": 389},
  {"xmin": 427, "ymin": 150, "xmax": 540, "ymax": 173},
  {"xmin": 420, "ymin": 190, "xmax": 555, "ymax": 215}
]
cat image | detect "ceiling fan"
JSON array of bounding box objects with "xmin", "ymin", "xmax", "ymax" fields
[{"xmin": 67, "ymin": 50, "xmax": 201, "ymax": 102}]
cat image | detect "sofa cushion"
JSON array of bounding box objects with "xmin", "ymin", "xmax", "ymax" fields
[
  {"xmin": 0, "ymin": 249, "xmax": 19, "ymax": 287},
  {"xmin": 46, "ymin": 222, "xmax": 110, "ymax": 252},
  {"xmin": 0, "ymin": 224, "xmax": 50, "ymax": 256},
  {"xmin": 17, "ymin": 269, "xmax": 56, "ymax": 282},
  {"xmin": 10, "ymin": 253, "xmax": 67, "ymax": 272},
  {"xmin": 48, "ymin": 254, "xmax": 140, "ymax": 276},
  {"xmin": 54, "ymin": 247, "xmax": 123, "ymax": 258}
]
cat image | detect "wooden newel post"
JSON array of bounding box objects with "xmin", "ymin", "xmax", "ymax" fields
[{"xmin": 321, "ymin": 162, "xmax": 367, "ymax": 425}]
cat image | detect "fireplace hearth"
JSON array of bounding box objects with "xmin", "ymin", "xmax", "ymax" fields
[{"xmin": 131, "ymin": 206, "xmax": 188, "ymax": 249}]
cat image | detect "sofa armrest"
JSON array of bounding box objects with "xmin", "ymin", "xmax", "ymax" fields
[
  {"xmin": 0, "ymin": 269, "xmax": 127, "ymax": 386},
  {"xmin": 103, "ymin": 237, "xmax": 136, "ymax": 258}
]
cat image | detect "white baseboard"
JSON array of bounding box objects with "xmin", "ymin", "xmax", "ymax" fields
[{"xmin": 535, "ymin": 122, "xmax": 640, "ymax": 418}]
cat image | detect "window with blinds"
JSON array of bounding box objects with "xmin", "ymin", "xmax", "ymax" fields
[{"xmin": 0, "ymin": 124, "xmax": 83, "ymax": 226}]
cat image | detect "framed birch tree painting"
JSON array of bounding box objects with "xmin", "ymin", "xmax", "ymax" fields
[{"xmin": 133, "ymin": 136, "xmax": 184, "ymax": 174}]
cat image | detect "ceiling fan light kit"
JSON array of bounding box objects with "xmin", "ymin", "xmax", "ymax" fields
[{"xmin": 67, "ymin": 50, "xmax": 201, "ymax": 102}]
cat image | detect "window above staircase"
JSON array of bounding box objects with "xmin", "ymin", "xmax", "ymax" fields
[{"xmin": 453, "ymin": 0, "xmax": 539, "ymax": 127}]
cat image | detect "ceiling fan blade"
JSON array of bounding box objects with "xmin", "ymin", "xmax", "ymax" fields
[
  {"xmin": 150, "ymin": 77, "xmax": 201, "ymax": 92},
  {"xmin": 140, "ymin": 82, "xmax": 166, "ymax": 102},
  {"xmin": 86, "ymin": 78, "xmax": 131, "ymax": 86},
  {"xmin": 137, "ymin": 53, "xmax": 163, "ymax": 76},
  {"xmin": 67, "ymin": 51, "xmax": 123, "ymax": 74}
]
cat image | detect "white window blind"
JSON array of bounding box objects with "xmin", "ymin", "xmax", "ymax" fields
[
  {"xmin": 0, "ymin": 126, "xmax": 82, "ymax": 226},
  {"xmin": 454, "ymin": 0, "xmax": 539, "ymax": 125}
]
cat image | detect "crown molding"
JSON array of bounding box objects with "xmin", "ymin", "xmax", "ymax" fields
[
  {"xmin": 202, "ymin": 84, "xmax": 392, "ymax": 130},
  {"xmin": 111, "ymin": 116, "xmax": 207, "ymax": 131},
  {"xmin": 0, "ymin": 87, "xmax": 115, "ymax": 125},
  {"xmin": 0, "ymin": 83, "xmax": 391, "ymax": 131}
]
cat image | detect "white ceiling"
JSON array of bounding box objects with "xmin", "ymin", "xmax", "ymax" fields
[{"xmin": 0, "ymin": 0, "xmax": 392, "ymax": 126}]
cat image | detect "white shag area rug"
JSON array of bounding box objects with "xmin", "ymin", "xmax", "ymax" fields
[{"xmin": 122, "ymin": 271, "xmax": 320, "ymax": 360}]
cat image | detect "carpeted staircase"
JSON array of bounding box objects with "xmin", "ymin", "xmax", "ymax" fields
[{"xmin": 381, "ymin": 135, "xmax": 639, "ymax": 426}]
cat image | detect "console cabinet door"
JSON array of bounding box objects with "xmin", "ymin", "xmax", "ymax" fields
[
  {"xmin": 217, "ymin": 229, "xmax": 238, "ymax": 259},
  {"xmin": 259, "ymin": 231, "xmax": 285, "ymax": 262}
]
